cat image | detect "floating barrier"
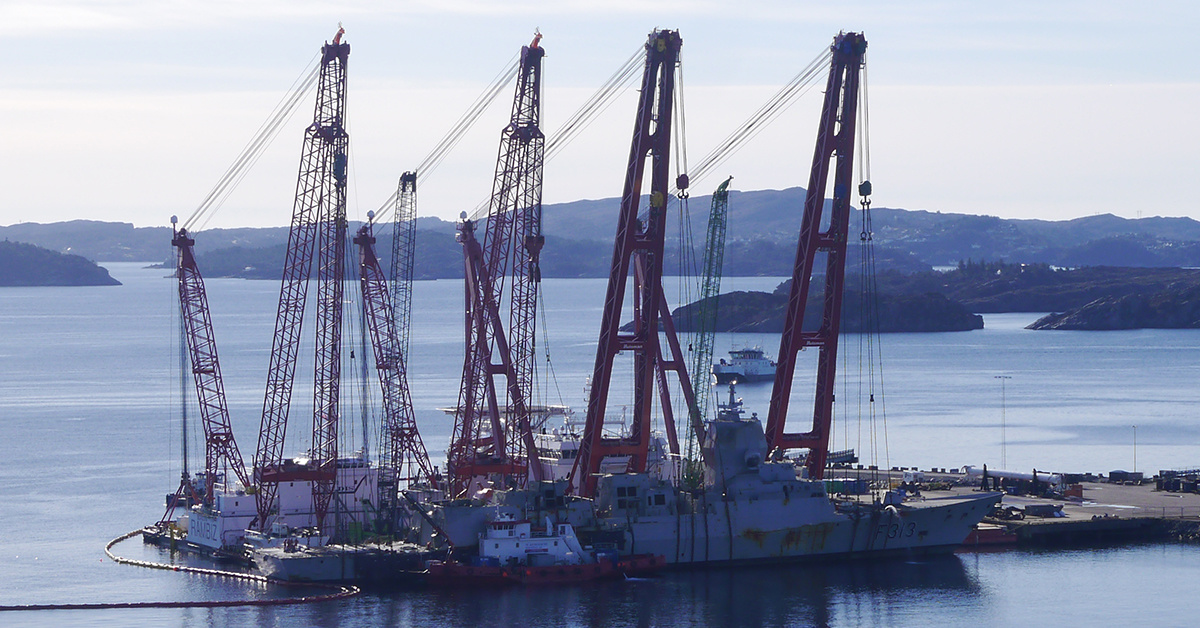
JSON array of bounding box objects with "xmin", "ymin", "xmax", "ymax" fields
[{"xmin": 0, "ymin": 529, "xmax": 359, "ymax": 612}]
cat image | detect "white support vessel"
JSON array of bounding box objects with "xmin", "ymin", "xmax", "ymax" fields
[
  {"xmin": 155, "ymin": 451, "xmax": 383, "ymax": 556},
  {"xmin": 713, "ymin": 347, "xmax": 777, "ymax": 384}
]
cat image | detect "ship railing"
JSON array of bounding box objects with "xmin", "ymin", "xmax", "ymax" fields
[{"xmin": 1122, "ymin": 505, "xmax": 1200, "ymax": 519}]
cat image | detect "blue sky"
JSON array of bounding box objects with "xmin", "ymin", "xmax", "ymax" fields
[{"xmin": 2, "ymin": 1, "xmax": 1197, "ymax": 228}]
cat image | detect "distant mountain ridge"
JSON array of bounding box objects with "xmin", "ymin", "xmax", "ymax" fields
[{"xmin": 6, "ymin": 188, "xmax": 1200, "ymax": 274}]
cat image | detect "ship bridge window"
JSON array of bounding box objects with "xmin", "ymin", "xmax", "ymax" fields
[
  {"xmin": 616, "ymin": 485, "xmax": 638, "ymax": 509},
  {"xmin": 543, "ymin": 489, "xmax": 565, "ymax": 509},
  {"xmin": 649, "ymin": 493, "xmax": 666, "ymax": 506}
]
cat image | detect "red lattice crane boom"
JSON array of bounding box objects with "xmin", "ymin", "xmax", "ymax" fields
[
  {"xmin": 170, "ymin": 225, "xmax": 252, "ymax": 506},
  {"xmin": 568, "ymin": 29, "xmax": 700, "ymax": 498},
  {"xmin": 764, "ymin": 32, "xmax": 868, "ymax": 480},
  {"xmin": 354, "ymin": 219, "xmax": 438, "ymax": 490},
  {"xmin": 446, "ymin": 34, "xmax": 546, "ymax": 497},
  {"xmin": 253, "ymin": 28, "xmax": 350, "ymax": 531}
]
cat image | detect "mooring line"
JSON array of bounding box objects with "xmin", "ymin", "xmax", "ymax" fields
[{"xmin": 0, "ymin": 529, "xmax": 359, "ymax": 612}]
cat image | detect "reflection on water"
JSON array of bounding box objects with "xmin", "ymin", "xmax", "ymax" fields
[
  {"xmin": 7, "ymin": 265, "xmax": 1200, "ymax": 626},
  {"xmin": 351, "ymin": 554, "xmax": 981, "ymax": 628}
]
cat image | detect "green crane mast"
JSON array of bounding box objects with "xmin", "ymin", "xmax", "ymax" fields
[{"xmin": 685, "ymin": 176, "xmax": 733, "ymax": 469}]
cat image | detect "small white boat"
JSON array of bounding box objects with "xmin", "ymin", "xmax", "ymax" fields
[{"xmin": 712, "ymin": 346, "xmax": 777, "ymax": 384}]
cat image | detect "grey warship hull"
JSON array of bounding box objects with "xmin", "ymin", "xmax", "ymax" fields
[
  {"xmin": 602, "ymin": 492, "xmax": 1000, "ymax": 566},
  {"xmin": 420, "ymin": 413, "xmax": 1003, "ymax": 568}
]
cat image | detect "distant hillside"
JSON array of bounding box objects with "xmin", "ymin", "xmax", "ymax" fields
[
  {"xmin": 543, "ymin": 188, "xmax": 1200, "ymax": 268},
  {"xmin": 189, "ymin": 227, "xmax": 467, "ymax": 280},
  {"xmin": 8, "ymin": 188, "xmax": 1200, "ymax": 273},
  {"xmin": 0, "ymin": 241, "xmax": 120, "ymax": 286}
]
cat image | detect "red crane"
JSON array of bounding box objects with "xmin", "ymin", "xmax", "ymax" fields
[
  {"xmin": 354, "ymin": 217, "xmax": 438, "ymax": 493},
  {"xmin": 166, "ymin": 223, "xmax": 251, "ymax": 510},
  {"xmin": 764, "ymin": 32, "xmax": 868, "ymax": 480},
  {"xmin": 446, "ymin": 34, "xmax": 546, "ymax": 497},
  {"xmin": 252, "ymin": 27, "xmax": 350, "ymax": 531},
  {"xmin": 568, "ymin": 29, "xmax": 700, "ymax": 498}
]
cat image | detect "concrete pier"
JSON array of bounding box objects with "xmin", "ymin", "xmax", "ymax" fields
[{"xmin": 828, "ymin": 470, "xmax": 1200, "ymax": 547}]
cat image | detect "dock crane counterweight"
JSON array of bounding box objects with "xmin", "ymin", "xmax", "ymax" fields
[
  {"xmin": 252, "ymin": 28, "xmax": 350, "ymax": 532},
  {"xmin": 764, "ymin": 32, "xmax": 868, "ymax": 481}
]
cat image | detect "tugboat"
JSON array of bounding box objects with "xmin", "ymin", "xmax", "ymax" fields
[
  {"xmin": 712, "ymin": 346, "xmax": 777, "ymax": 384},
  {"xmin": 425, "ymin": 512, "xmax": 664, "ymax": 585}
]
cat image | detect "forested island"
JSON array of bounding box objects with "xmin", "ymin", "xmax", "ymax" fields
[
  {"xmin": 1029, "ymin": 285, "xmax": 1200, "ymax": 330},
  {"xmin": 0, "ymin": 241, "xmax": 120, "ymax": 286},
  {"xmin": 670, "ymin": 283, "xmax": 983, "ymax": 334},
  {"xmin": 686, "ymin": 261, "xmax": 1200, "ymax": 333}
]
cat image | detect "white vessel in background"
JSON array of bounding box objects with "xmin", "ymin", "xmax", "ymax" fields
[{"xmin": 713, "ymin": 346, "xmax": 777, "ymax": 384}]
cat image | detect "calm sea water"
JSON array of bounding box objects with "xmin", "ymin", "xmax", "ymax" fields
[{"xmin": 2, "ymin": 262, "xmax": 1200, "ymax": 627}]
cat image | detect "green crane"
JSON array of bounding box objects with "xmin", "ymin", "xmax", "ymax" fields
[{"xmin": 684, "ymin": 176, "xmax": 733, "ymax": 479}]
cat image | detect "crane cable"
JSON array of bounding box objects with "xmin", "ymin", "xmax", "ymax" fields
[
  {"xmin": 546, "ymin": 46, "xmax": 644, "ymax": 162},
  {"xmin": 853, "ymin": 56, "xmax": 890, "ymax": 481},
  {"xmin": 857, "ymin": 56, "xmax": 872, "ymax": 186},
  {"xmin": 371, "ymin": 52, "xmax": 521, "ymax": 223},
  {"xmin": 183, "ymin": 53, "xmax": 322, "ymax": 233},
  {"xmin": 459, "ymin": 43, "xmax": 646, "ymax": 222},
  {"xmin": 666, "ymin": 46, "xmax": 833, "ymax": 204},
  {"xmin": 671, "ymin": 57, "xmax": 701, "ymax": 457}
]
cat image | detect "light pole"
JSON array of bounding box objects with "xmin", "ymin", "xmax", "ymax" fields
[
  {"xmin": 1132, "ymin": 425, "xmax": 1137, "ymax": 474},
  {"xmin": 996, "ymin": 375, "xmax": 1011, "ymax": 468}
]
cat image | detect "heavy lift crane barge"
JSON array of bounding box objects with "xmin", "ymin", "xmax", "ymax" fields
[
  {"xmin": 354, "ymin": 216, "xmax": 439, "ymax": 501},
  {"xmin": 446, "ymin": 33, "xmax": 547, "ymax": 497},
  {"xmin": 160, "ymin": 221, "xmax": 252, "ymax": 523},
  {"xmin": 569, "ymin": 31, "xmax": 868, "ymax": 496},
  {"xmin": 252, "ymin": 27, "xmax": 350, "ymax": 533}
]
